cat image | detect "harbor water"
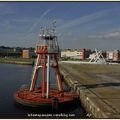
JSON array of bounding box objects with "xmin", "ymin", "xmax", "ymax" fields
[{"xmin": 0, "ymin": 63, "xmax": 86, "ymax": 119}]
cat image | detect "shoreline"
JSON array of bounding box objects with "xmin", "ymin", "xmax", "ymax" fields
[{"xmin": 0, "ymin": 58, "xmax": 35, "ymax": 65}]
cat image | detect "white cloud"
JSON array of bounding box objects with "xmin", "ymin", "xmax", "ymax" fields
[
  {"xmin": 9, "ymin": 9, "xmax": 52, "ymax": 43},
  {"xmin": 89, "ymin": 31, "xmax": 120, "ymax": 39},
  {"xmin": 58, "ymin": 8, "xmax": 119, "ymax": 30},
  {"xmin": 104, "ymin": 32, "xmax": 120, "ymax": 38},
  {"xmin": 28, "ymin": 9, "xmax": 51, "ymax": 33}
]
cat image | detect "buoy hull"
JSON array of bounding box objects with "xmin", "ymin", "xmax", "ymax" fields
[{"xmin": 14, "ymin": 89, "xmax": 79, "ymax": 108}]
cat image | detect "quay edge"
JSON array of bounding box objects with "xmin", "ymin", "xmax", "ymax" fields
[
  {"xmin": 0, "ymin": 58, "xmax": 34, "ymax": 65},
  {"xmin": 59, "ymin": 66, "xmax": 120, "ymax": 118}
]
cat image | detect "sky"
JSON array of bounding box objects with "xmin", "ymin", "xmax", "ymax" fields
[{"xmin": 0, "ymin": 2, "xmax": 120, "ymax": 50}]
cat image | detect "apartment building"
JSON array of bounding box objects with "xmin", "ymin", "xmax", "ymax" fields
[
  {"xmin": 22, "ymin": 49, "xmax": 36, "ymax": 59},
  {"xmin": 106, "ymin": 50, "xmax": 120, "ymax": 61},
  {"xmin": 61, "ymin": 49, "xmax": 91, "ymax": 60}
]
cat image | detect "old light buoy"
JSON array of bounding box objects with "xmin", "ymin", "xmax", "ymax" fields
[{"xmin": 14, "ymin": 22, "xmax": 79, "ymax": 108}]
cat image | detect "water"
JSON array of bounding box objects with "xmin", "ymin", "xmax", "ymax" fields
[{"xmin": 0, "ymin": 63, "xmax": 87, "ymax": 119}]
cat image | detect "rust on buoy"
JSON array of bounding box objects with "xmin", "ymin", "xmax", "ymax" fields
[{"xmin": 14, "ymin": 89, "xmax": 79, "ymax": 107}]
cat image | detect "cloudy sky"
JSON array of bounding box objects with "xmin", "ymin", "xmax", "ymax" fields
[{"xmin": 0, "ymin": 2, "xmax": 120, "ymax": 50}]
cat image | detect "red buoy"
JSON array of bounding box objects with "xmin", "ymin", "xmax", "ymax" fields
[{"xmin": 14, "ymin": 23, "xmax": 79, "ymax": 108}]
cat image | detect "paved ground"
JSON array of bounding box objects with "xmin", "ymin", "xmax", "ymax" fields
[{"xmin": 60, "ymin": 63, "xmax": 120, "ymax": 118}]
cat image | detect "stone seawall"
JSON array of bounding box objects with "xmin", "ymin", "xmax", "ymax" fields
[{"xmin": 60, "ymin": 67, "xmax": 120, "ymax": 118}]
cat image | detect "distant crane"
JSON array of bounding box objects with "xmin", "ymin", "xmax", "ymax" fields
[{"xmin": 89, "ymin": 48, "xmax": 106, "ymax": 64}]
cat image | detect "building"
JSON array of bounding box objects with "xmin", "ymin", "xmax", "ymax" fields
[
  {"xmin": 61, "ymin": 50, "xmax": 82, "ymax": 59},
  {"xmin": 22, "ymin": 50, "xmax": 29, "ymax": 58},
  {"xmin": 61, "ymin": 48, "xmax": 91, "ymax": 60},
  {"xmin": 106, "ymin": 50, "xmax": 120, "ymax": 61},
  {"xmin": 22, "ymin": 49, "xmax": 36, "ymax": 59}
]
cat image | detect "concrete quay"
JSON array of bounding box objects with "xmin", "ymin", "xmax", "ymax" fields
[{"xmin": 60, "ymin": 63, "xmax": 120, "ymax": 118}]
